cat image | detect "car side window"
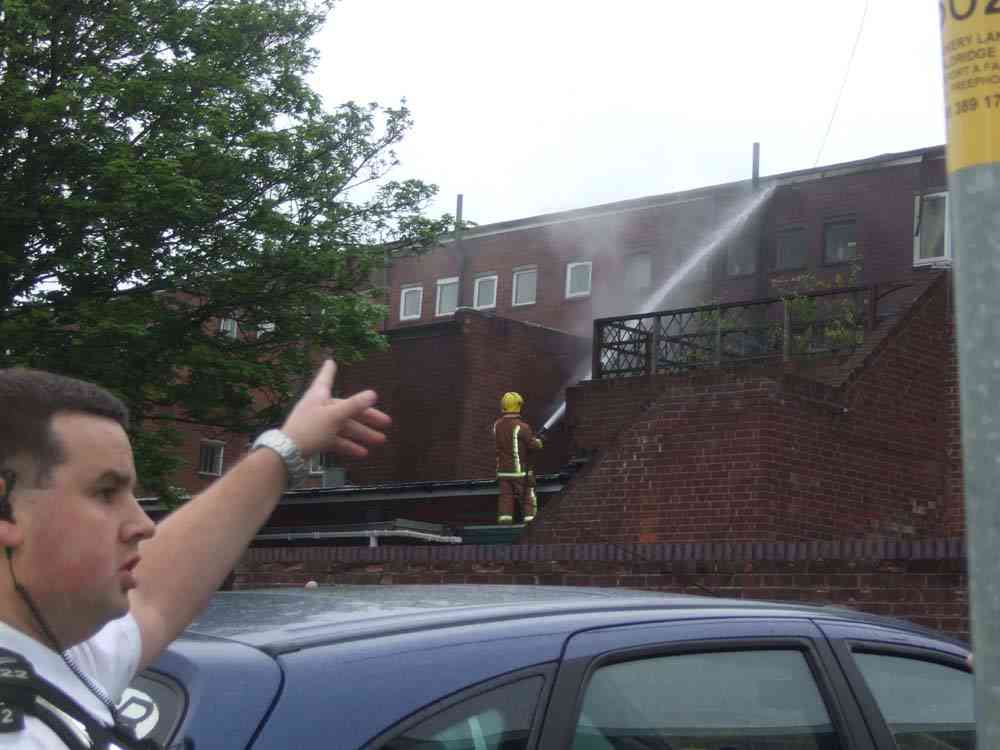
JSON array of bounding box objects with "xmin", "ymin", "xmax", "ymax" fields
[
  {"xmin": 852, "ymin": 652, "xmax": 974, "ymax": 750},
  {"xmin": 378, "ymin": 676, "xmax": 543, "ymax": 750},
  {"xmin": 572, "ymin": 649, "xmax": 843, "ymax": 750}
]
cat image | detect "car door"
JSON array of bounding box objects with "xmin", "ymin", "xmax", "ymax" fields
[
  {"xmin": 537, "ymin": 616, "xmax": 876, "ymax": 750},
  {"xmin": 815, "ymin": 620, "xmax": 974, "ymax": 750}
]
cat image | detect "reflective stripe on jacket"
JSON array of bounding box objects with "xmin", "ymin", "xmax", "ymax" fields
[{"xmin": 493, "ymin": 414, "xmax": 538, "ymax": 477}]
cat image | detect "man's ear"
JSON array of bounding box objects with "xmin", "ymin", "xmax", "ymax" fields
[
  {"xmin": 0, "ymin": 470, "xmax": 13, "ymax": 521},
  {"xmin": 0, "ymin": 472, "xmax": 22, "ymax": 553}
]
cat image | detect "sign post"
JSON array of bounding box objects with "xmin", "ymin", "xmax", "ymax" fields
[{"xmin": 940, "ymin": 1, "xmax": 1000, "ymax": 745}]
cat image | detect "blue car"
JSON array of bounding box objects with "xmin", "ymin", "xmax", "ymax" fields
[{"xmin": 119, "ymin": 585, "xmax": 973, "ymax": 749}]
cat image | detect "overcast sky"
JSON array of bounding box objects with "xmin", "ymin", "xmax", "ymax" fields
[{"xmin": 310, "ymin": 1, "xmax": 946, "ymax": 226}]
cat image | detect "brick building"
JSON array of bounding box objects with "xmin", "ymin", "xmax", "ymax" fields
[
  {"xmin": 162, "ymin": 144, "xmax": 956, "ymax": 518},
  {"xmin": 383, "ymin": 145, "xmax": 949, "ymax": 335},
  {"xmin": 152, "ymin": 144, "xmax": 969, "ymax": 635}
]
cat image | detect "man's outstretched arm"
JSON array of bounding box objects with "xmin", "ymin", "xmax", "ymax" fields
[{"xmin": 128, "ymin": 360, "xmax": 390, "ymax": 669}]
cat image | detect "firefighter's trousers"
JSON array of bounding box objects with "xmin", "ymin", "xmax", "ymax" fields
[{"xmin": 498, "ymin": 476, "xmax": 537, "ymax": 524}]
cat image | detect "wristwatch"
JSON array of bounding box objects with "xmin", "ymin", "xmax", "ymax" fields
[{"xmin": 251, "ymin": 429, "xmax": 309, "ymax": 489}]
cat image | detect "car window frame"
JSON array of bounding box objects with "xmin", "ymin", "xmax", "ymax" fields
[
  {"xmin": 826, "ymin": 637, "xmax": 973, "ymax": 750},
  {"xmin": 537, "ymin": 617, "xmax": 873, "ymax": 750},
  {"xmin": 361, "ymin": 662, "xmax": 558, "ymax": 750}
]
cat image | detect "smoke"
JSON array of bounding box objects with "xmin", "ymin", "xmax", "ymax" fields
[
  {"xmin": 640, "ymin": 183, "xmax": 776, "ymax": 314},
  {"xmin": 537, "ymin": 182, "xmax": 777, "ymax": 431}
]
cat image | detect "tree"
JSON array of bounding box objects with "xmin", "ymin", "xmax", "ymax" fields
[{"xmin": 0, "ymin": 0, "xmax": 451, "ymax": 499}]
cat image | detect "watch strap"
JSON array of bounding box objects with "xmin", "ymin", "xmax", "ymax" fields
[{"xmin": 252, "ymin": 429, "xmax": 309, "ymax": 489}]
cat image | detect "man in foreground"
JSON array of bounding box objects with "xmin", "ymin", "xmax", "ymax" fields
[{"xmin": 0, "ymin": 360, "xmax": 389, "ymax": 748}]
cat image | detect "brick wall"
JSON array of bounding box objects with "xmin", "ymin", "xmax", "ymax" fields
[
  {"xmin": 338, "ymin": 308, "xmax": 589, "ymax": 484},
  {"xmin": 233, "ymin": 538, "xmax": 968, "ymax": 639},
  {"xmin": 771, "ymin": 273, "xmax": 958, "ymax": 540},
  {"xmin": 525, "ymin": 275, "xmax": 961, "ymax": 545},
  {"xmin": 338, "ymin": 321, "xmax": 466, "ymax": 483},
  {"xmin": 165, "ymin": 420, "xmax": 251, "ymax": 494}
]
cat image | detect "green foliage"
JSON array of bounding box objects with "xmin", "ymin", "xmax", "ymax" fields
[
  {"xmin": 0, "ymin": 0, "xmax": 451, "ymax": 498},
  {"xmin": 780, "ymin": 261, "xmax": 866, "ymax": 355}
]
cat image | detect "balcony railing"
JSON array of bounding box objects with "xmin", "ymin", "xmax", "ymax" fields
[{"xmin": 592, "ymin": 283, "xmax": 912, "ymax": 379}]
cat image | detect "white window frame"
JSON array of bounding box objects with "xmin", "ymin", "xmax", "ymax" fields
[
  {"xmin": 512, "ymin": 266, "xmax": 538, "ymax": 307},
  {"xmin": 473, "ymin": 274, "xmax": 498, "ymax": 310},
  {"xmin": 198, "ymin": 441, "xmax": 224, "ymax": 476},
  {"xmin": 913, "ymin": 191, "xmax": 951, "ymax": 265},
  {"xmin": 218, "ymin": 317, "xmax": 238, "ymax": 338},
  {"xmin": 308, "ymin": 452, "xmax": 345, "ymax": 487},
  {"xmin": 565, "ymin": 261, "xmax": 593, "ymax": 299},
  {"xmin": 435, "ymin": 277, "xmax": 460, "ymax": 317},
  {"xmin": 309, "ymin": 452, "xmax": 333, "ymax": 475},
  {"xmin": 399, "ymin": 285, "xmax": 423, "ymax": 321}
]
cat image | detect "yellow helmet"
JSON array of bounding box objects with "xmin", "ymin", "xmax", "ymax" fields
[{"xmin": 501, "ymin": 392, "xmax": 524, "ymax": 413}]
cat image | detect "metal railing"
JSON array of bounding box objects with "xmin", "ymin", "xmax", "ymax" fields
[{"xmin": 592, "ymin": 283, "xmax": 912, "ymax": 379}]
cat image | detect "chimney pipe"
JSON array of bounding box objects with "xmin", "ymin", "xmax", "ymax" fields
[
  {"xmin": 455, "ymin": 193, "xmax": 467, "ymax": 308},
  {"xmin": 752, "ymin": 142, "xmax": 760, "ymax": 189}
]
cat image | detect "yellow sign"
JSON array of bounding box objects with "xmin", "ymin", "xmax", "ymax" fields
[{"xmin": 941, "ymin": 1, "xmax": 1000, "ymax": 172}]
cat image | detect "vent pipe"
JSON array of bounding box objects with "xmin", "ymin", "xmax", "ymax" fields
[
  {"xmin": 455, "ymin": 194, "xmax": 466, "ymax": 307},
  {"xmin": 752, "ymin": 142, "xmax": 760, "ymax": 189}
]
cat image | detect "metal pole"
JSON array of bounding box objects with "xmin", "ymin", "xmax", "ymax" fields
[
  {"xmin": 782, "ymin": 301, "xmax": 791, "ymax": 362},
  {"xmin": 455, "ymin": 194, "xmax": 466, "ymax": 308},
  {"xmin": 648, "ymin": 319, "xmax": 659, "ymax": 379},
  {"xmin": 866, "ymin": 284, "xmax": 878, "ymax": 330},
  {"xmin": 714, "ymin": 307, "xmax": 723, "ymax": 366},
  {"xmin": 940, "ymin": 5, "xmax": 1000, "ymax": 745},
  {"xmin": 752, "ymin": 142, "xmax": 760, "ymax": 190},
  {"xmin": 592, "ymin": 320, "xmax": 603, "ymax": 380}
]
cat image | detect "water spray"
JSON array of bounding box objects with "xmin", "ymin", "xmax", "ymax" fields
[
  {"xmin": 536, "ymin": 401, "xmax": 566, "ymax": 439},
  {"xmin": 536, "ymin": 183, "xmax": 777, "ymax": 435}
]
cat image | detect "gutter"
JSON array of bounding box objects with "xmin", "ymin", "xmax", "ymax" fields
[{"xmin": 254, "ymin": 528, "xmax": 463, "ymax": 547}]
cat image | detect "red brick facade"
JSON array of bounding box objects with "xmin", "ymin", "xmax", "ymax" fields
[
  {"xmin": 336, "ymin": 309, "xmax": 589, "ymax": 484},
  {"xmin": 163, "ymin": 147, "xmax": 951, "ymax": 499},
  {"xmin": 234, "ymin": 539, "xmax": 969, "ymax": 639},
  {"xmin": 386, "ymin": 147, "xmax": 947, "ymax": 336},
  {"xmin": 524, "ymin": 273, "xmax": 960, "ymax": 544},
  {"xmin": 213, "ymin": 147, "xmax": 970, "ymax": 640}
]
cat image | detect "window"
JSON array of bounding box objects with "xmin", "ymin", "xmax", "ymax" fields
[
  {"xmin": 726, "ymin": 242, "xmax": 757, "ymax": 276},
  {"xmin": 198, "ymin": 442, "xmax": 224, "ymax": 476},
  {"xmin": 400, "ymin": 285, "xmax": 423, "ymax": 321},
  {"xmin": 512, "ymin": 267, "xmax": 537, "ymax": 306},
  {"xmin": 380, "ymin": 677, "xmax": 543, "ymax": 750},
  {"xmin": 309, "ymin": 452, "xmax": 346, "ymax": 487},
  {"xmin": 852, "ymin": 652, "xmax": 973, "ymax": 750},
  {"xmin": 823, "ymin": 219, "xmax": 858, "ymax": 264},
  {"xmin": 474, "ymin": 274, "xmax": 498, "ymax": 310},
  {"xmin": 775, "ymin": 227, "xmax": 808, "ymax": 270},
  {"xmin": 625, "ymin": 253, "xmax": 652, "ymax": 295},
  {"xmin": 914, "ymin": 192, "xmax": 951, "ymax": 264},
  {"xmin": 308, "ymin": 452, "xmax": 328, "ymax": 474},
  {"xmin": 436, "ymin": 277, "xmax": 459, "ymax": 317},
  {"xmin": 574, "ymin": 650, "xmax": 842, "ymax": 750},
  {"xmin": 218, "ymin": 318, "xmax": 238, "ymax": 338},
  {"xmin": 565, "ymin": 261, "xmax": 592, "ymax": 299}
]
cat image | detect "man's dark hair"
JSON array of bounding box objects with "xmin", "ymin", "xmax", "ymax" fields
[{"xmin": 0, "ymin": 369, "xmax": 130, "ymax": 482}]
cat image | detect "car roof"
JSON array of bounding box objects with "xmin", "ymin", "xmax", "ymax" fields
[{"xmin": 183, "ymin": 584, "xmax": 961, "ymax": 654}]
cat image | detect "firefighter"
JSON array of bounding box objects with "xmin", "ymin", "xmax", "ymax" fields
[{"xmin": 493, "ymin": 392, "xmax": 543, "ymax": 524}]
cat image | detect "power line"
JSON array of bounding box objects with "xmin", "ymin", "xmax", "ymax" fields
[{"xmin": 814, "ymin": 0, "xmax": 872, "ymax": 167}]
